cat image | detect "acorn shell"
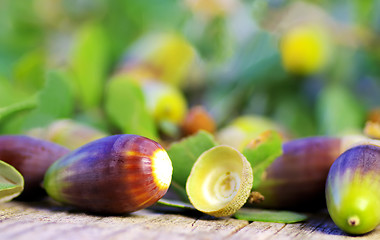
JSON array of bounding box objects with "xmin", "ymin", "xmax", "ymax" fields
[
  {"xmin": 186, "ymin": 145, "xmax": 253, "ymax": 217},
  {"xmin": 326, "ymin": 144, "xmax": 380, "ymax": 235},
  {"xmin": 43, "ymin": 134, "xmax": 173, "ymax": 214},
  {"xmin": 0, "ymin": 135, "xmax": 70, "ymax": 198}
]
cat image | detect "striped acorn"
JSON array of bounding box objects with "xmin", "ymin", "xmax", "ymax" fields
[
  {"xmin": 44, "ymin": 134, "xmax": 173, "ymax": 214},
  {"xmin": 0, "ymin": 135, "xmax": 70, "ymax": 199},
  {"xmin": 326, "ymin": 144, "xmax": 380, "ymax": 235}
]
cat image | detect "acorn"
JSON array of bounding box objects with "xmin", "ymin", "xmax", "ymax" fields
[
  {"xmin": 142, "ymin": 81, "xmax": 188, "ymax": 126},
  {"xmin": 252, "ymin": 136, "xmax": 342, "ymax": 209},
  {"xmin": 118, "ymin": 32, "xmax": 196, "ymax": 87},
  {"xmin": 216, "ymin": 115, "xmax": 288, "ymax": 151},
  {"xmin": 27, "ymin": 119, "xmax": 107, "ymax": 150},
  {"xmin": 0, "ymin": 135, "xmax": 70, "ymax": 198},
  {"xmin": 181, "ymin": 105, "xmax": 216, "ymax": 136},
  {"xmin": 368, "ymin": 108, "xmax": 380, "ymax": 123},
  {"xmin": 43, "ymin": 134, "xmax": 173, "ymax": 214},
  {"xmin": 364, "ymin": 121, "xmax": 380, "ymax": 139},
  {"xmin": 280, "ymin": 24, "xmax": 332, "ymax": 75},
  {"xmin": 252, "ymin": 135, "xmax": 380, "ymax": 210},
  {"xmin": 326, "ymin": 144, "xmax": 380, "ymax": 235}
]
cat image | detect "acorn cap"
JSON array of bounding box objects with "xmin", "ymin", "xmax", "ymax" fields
[{"xmin": 186, "ymin": 145, "xmax": 253, "ymax": 217}]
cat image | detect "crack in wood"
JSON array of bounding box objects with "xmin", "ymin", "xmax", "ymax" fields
[
  {"xmin": 273, "ymin": 224, "xmax": 287, "ymax": 235},
  {"xmin": 225, "ymin": 220, "xmax": 250, "ymax": 237},
  {"xmin": 191, "ymin": 218, "xmax": 198, "ymax": 228}
]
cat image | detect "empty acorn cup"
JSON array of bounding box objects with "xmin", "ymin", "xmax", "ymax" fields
[{"xmin": 186, "ymin": 145, "xmax": 253, "ymax": 217}]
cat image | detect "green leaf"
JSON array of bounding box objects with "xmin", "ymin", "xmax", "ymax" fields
[
  {"xmin": 196, "ymin": 17, "xmax": 231, "ymax": 62},
  {"xmin": 316, "ymin": 84, "xmax": 365, "ymax": 135},
  {"xmin": 272, "ymin": 92, "xmax": 317, "ymax": 137},
  {"xmin": 0, "ymin": 96, "xmax": 37, "ymax": 122},
  {"xmin": 70, "ymin": 22, "xmax": 109, "ymax": 110},
  {"xmin": 353, "ymin": 0, "xmax": 375, "ymax": 27},
  {"xmin": 105, "ymin": 75, "xmax": 158, "ymax": 140},
  {"xmin": 0, "ymin": 76, "xmax": 32, "ymax": 107},
  {"xmin": 168, "ymin": 181, "xmax": 189, "ymax": 202},
  {"xmin": 206, "ymin": 31, "xmax": 285, "ymax": 125},
  {"xmin": 251, "ymin": 0, "xmax": 269, "ymax": 23},
  {"xmin": 234, "ymin": 208, "xmax": 308, "ymax": 223},
  {"xmin": 242, "ymin": 131, "xmax": 283, "ymax": 189},
  {"xmin": 156, "ymin": 198, "xmax": 195, "ymax": 210},
  {"xmin": 38, "ymin": 71, "xmax": 74, "ymax": 117},
  {"xmin": 13, "ymin": 49, "xmax": 45, "ymax": 92},
  {"xmin": 23, "ymin": 70, "xmax": 74, "ymax": 130},
  {"xmin": 120, "ymin": 0, "xmax": 187, "ymax": 30},
  {"xmin": 0, "ymin": 160, "xmax": 24, "ymax": 202},
  {"xmin": 167, "ymin": 131, "xmax": 217, "ymax": 197}
]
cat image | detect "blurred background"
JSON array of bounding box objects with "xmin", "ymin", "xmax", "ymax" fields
[{"xmin": 0, "ymin": 0, "xmax": 379, "ymax": 147}]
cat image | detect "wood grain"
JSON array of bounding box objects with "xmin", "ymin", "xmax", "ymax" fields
[{"xmin": 0, "ymin": 200, "xmax": 379, "ymax": 240}]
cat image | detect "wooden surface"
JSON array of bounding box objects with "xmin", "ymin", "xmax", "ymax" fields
[{"xmin": 0, "ymin": 199, "xmax": 379, "ymax": 240}]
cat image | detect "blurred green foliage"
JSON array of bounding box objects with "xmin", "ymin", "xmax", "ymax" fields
[
  {"xmin": 105, "ymin": 75, "xmax": 158, "ymax": 140},
  {"xmin": 0, "ymin": 0, "xmax": 379, "ymax": 139}
]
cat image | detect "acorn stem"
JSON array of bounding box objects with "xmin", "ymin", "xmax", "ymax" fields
[{"xmin": 248, "ymin": 191, "xmax": 265, "ymax": 204}]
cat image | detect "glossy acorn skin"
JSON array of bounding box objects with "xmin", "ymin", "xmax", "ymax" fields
[
  {"xmin": 254, "ymin": 136, "xmax": 342, "ymax": 210},
  {"xmin": 44, "ymin": 134, "xmax": 172, "ymax": 214},
  {"xmin": 326, "ymin": 145, "xmax": 380, "ymax": 235},
  {"xmin": 0, "ymin": 135, "xmax": 70, "ymax": 199}
]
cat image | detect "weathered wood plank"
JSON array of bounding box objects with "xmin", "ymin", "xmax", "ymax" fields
[
  {"xmin": 0, "ymin": 200, "xmax": 379, "ymax": 240},
  {"xmin": 0, "ymin": 200, "xmax": 248, "ymax": 240}
]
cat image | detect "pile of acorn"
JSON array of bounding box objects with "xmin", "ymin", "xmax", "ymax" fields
[{"xmin": 0, "ymin": 128, "xmax": 380, "ymax": 235}]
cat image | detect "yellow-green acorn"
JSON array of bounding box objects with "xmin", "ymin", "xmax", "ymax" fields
[{"xmin": 326, "ymin": 144, "xmax": 380, "ymax": 235}]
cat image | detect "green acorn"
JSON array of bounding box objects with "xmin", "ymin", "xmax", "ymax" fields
[{"xmin": 326, "ymin": 144, "xmax": 380, "ymax": 235}]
